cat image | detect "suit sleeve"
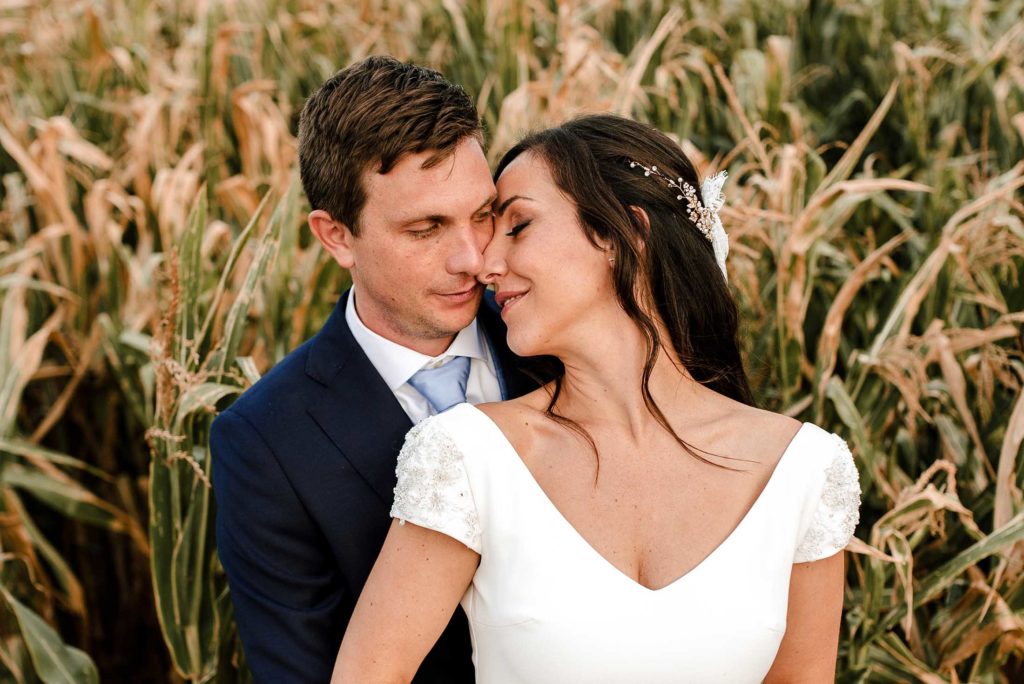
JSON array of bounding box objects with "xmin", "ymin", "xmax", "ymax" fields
[{"xmin": 210, "ymin": 408, "xmax": 348, "ymax": 683}]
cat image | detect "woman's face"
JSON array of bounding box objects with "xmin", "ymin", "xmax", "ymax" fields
[{"xmin": 483, "ymin": 151, "xmax": 618, "ymax": 357}]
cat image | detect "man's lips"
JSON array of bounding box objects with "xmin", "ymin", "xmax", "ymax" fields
[{"xmin": 435, "ymin": 284, "xmax": 481, "ymax": 303}]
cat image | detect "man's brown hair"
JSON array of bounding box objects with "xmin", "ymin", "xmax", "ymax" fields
[{"xmin": 298, "ymin": 55, "xmax": 483, "ymax": 235}]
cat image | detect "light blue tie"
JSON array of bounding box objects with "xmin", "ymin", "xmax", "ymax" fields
[{"xmin": 407, "ymin": 356, "xmax": 472, "ymax": 413}]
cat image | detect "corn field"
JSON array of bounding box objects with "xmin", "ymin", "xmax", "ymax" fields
[{"xmin": 1, "ymin": 0, "xmax": 1023, "ymax": 681}]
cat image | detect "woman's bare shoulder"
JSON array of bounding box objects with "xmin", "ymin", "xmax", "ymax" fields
[
  {"xmin": 699, "ymin": 402, "xmax": 805, "ymax": 469},
  {"xmin": 474, "ymin": 388, "xmax": 555, "ymax": 452},
  {"xmin": 738, "ymin": 406, "xmax": 805, "ymax": 463},
  {"xmin": 743, "ymin": 405, "xmax": 803, "ymax": 437}
]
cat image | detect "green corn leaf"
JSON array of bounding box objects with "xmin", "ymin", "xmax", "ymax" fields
[
  {"xmin": 174, "ymin": 382, "xmax": 243, "ymax": 432},
  {"xmin": 825, "ymin": 376, "xmax": 873, "ymax": 471},
  {"xmin": 212, "ymin": 189, "xmax": 286, "ymax": 378},
  {"xmin": 2, "ymin": 465, "xmax": 125, "ymax": 531},
  {"xmin": 0, "ymin": 438, "xmax": 115, "ymax": 481},
  {"xmin": 178, "ymin": 190, "xmax": 207, "ymax": 356},
  {"xmin": 870, "ymin": 510, "xmax": 1024, "ymax": 640},
  {"xmin": 195, "ymin": 190, "xmax": 272, "ymax": 348},
  {"xmin": 0, "ymin": 588, "xmax": 98, "ymax": 684},
  {"xmin": 5, "ymin": 490, "xmax": 86, "ymax": 617}
]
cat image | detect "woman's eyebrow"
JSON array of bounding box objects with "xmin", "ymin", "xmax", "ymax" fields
[{"xmin": 496, "ymin": 195, "xmax": 535, "ymax": 216}]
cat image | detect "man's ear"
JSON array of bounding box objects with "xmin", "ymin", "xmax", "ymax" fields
[{"xmin": 308, "ymin": 209, "xmax": 356, "ymax": 269}]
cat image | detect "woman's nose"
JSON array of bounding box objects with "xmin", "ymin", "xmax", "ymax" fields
[{"xmin": 479, "ymin": 232, "xmax": 509, "ymax": 285}]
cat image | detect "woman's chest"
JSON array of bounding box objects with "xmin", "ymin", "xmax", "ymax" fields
[
  {"xmin": 465, "ymin": 512, "xmax": 792, "ymax": 683},
  {"xmin": 515, "ymin": 445, "xmax": 780, "ymax": 591}
]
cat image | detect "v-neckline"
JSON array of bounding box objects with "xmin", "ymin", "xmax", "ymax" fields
[{"xmin": 461, "ymin": 404, "xmax": 808, "ymax": 594}]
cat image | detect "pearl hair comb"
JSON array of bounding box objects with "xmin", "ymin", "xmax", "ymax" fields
[{"xmin": 627, "ymin": 160, "xmax": 730, "ymax": 281}]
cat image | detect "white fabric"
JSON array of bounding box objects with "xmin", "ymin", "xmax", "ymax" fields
[
  {"xmin": 391, "ymin": 403, "xmax": 861, "ymax": 683},
  {"xmin": 393, "ymin": 418, "xmax": 482, "ymax": 552},
  {"xmin": 345, "ymin": 289, "xmax": 502, "ymax": 423},
  {"xmin": 793, "ymin": 432, "xmax": 861, "ymax": 562},
  {"xmin": 701, "ymin": 171, "xmax": 730, "ymax": 282}
]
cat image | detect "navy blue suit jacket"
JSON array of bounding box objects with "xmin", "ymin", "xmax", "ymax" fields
[{"xmin": 210, "ymin": 289, "xmax": 535, "ymax": 682}]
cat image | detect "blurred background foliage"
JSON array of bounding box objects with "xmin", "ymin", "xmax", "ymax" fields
[{"xmin": 1, "ymin": 0, "xmax": 1023, "ymax": 681}]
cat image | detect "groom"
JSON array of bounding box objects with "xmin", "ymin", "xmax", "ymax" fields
[{"xmin": 210, "ymin": 56, "xmax": 535, "ymax": 682}]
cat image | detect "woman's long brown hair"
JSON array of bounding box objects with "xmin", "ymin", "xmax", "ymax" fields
[{"xmin": 495, "ymin": 114, "xmax": 756, "ymax": 470}]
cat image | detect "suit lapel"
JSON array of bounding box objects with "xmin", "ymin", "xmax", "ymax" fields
[
  {"xmin": 478, "ymin": 292, "xmax": 538, "ymax": 399},
  {"xmin": 304, "ymin": 289, "xmax": 538, "ymax": 504},
  {"xmin": 305, "ymin": 291, "xmax": 412, "ymax": 504}
]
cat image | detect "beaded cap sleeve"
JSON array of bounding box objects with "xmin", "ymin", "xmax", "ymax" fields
[
  {"xmin": 390, "ymin": 415, "xmax": 482, "ymax": 553},
  {"xmin": 793, "ymin": 433, "xmax": 861, "ymax": 563}
]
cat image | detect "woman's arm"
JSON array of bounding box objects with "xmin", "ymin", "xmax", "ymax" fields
[
  {"xmin": 331, "ymin": 519, "xmax": 480, "ymax": 684},
  {"xmin": 763, "ymin": 551, "xmax": 845, "ymax": 683}
]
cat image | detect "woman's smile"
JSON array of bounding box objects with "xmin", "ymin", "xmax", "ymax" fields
[{"xmin": 496, "ymin": 289, "xmax": 530, "ymax": 318}]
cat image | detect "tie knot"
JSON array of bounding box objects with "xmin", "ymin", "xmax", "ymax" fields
[{"xmin": 407, "ymin": 356, "xmax": 472, "ymax": 414}]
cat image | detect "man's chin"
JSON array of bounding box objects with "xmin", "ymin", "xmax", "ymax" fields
[{"xmin": 425, "ymin": 294, "xmax": 482, "ymax": 333}]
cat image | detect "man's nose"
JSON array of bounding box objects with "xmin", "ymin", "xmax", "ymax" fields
[{"xmin": 446, "ymin": 222, "xmax": 487, "ymax": 277}]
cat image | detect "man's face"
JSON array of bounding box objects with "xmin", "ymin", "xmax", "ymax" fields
[{"xmin": 342, "ymin": 137, "xmax": 496, "ymax": 355}]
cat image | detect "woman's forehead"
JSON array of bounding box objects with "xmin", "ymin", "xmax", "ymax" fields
[{"xmin": 495, "ymin": 152, "xmax": 552, "ymax": 196}]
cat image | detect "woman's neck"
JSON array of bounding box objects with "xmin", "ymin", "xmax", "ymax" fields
[{"xmin": 550, "ymin": 321, "xmax": 718, "ymax": 441}]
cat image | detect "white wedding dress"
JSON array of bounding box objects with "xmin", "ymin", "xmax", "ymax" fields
[{"xmin": 391, "ymin": 403, "xmax": 860, "ymax": 683}]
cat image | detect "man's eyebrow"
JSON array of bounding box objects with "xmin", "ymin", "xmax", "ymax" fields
[
  {"xmin": 496, "ymin": 195, "xmax": 534, "ymax": 216},
  {"xmin": 397, "ymin": 195, "xmax": 497, "ymax": 227},
  {"xmin": 475, "ymin": 194, "xmax": 498, "ymax": 215},
  {"xmin": 400, "ymin": 213, "xmax": 446, "ymax": 227}
]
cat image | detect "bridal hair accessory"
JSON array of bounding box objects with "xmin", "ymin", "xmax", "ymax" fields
[{"xmin": 627, "ymin": 160, "xmax": 730, "ymax": 280}]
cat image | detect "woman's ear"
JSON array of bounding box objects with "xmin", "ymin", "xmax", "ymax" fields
[
  {"xmin": 629, "ymin": 205, "xmax": 651, "ymax": 234},
  {"xmin": 618, "ymin": 205, "xmax": 650, "ymax": 263}
]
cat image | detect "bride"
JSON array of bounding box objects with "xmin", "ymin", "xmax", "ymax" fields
[{"xmin": 331, "ymin": 114, "xmax": 860, "ymax": 683}]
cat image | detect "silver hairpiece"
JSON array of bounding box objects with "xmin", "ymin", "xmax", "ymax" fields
[{"xmin": 627, "ymin": 160, "xmax": 730, "ymax": 281}]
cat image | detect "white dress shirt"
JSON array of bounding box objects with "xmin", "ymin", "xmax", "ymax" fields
[{"xmin": 345, "ymin": 288, "xmax": 503, "ymax": 424}]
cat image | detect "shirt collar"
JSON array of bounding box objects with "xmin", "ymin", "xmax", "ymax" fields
[{"xmin": 345, "ymin": 287, "xmax": 491, "ymax": 391}]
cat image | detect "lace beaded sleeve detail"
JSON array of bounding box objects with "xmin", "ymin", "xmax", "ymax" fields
[
  {"xmin": 793, "ymin": 433, "xmax": 861, "ymax": 563},
  {"xmin": 390, "ymin": 416, "xmax": 482, "ymax": 553}
]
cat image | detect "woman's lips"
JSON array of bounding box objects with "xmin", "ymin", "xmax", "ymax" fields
[{"xmin": 496, "ymin": 290, "xmax": 528, "ymax": 318}]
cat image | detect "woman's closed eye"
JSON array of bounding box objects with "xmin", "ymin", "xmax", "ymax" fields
[{"xmin": 505, "ymin": 219, "xmax": 531, "ymax": 237}]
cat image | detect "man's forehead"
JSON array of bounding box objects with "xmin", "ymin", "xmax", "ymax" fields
[
  {"xmin": 363, "ymin": 152, "xmax": 490, "ymax": 189},
  {"xmin": 359, "ymin": 139, "xmax": 494, "ymax": 220},
  {"xmin": 369, "ymin": 138, "xmax": 488, "ymax": 179}
]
